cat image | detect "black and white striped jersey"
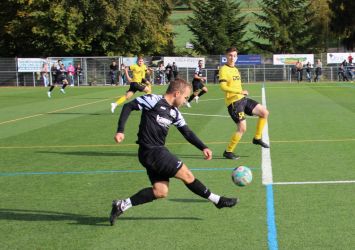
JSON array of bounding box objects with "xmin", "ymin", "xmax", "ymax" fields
[{"xmin": 117, "ymin": 94, "xmax": 207, "ymax": 150}]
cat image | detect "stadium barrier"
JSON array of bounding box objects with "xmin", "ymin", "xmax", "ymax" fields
[{"xmin": 0, "ymin": 56, "xmax": 353, "ymax": 86}]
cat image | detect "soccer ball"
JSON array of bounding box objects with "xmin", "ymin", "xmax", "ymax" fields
[{"xmin": 231, "ymin": 166, "xmax": 253, "ymax": 186}]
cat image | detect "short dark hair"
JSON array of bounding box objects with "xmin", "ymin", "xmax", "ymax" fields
[
  {"xmin": 166, "ymin": 78, "xmax": 192, "ymax": 94},
  {"xmin": 225, "ymin": 47, "xmax": 238, "ymax": 53}
]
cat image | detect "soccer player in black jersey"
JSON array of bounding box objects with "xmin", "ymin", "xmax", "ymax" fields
[
  {"xmin": 186, "ymin": 60, "xmax": 208, "ymax": 108},
  {"xmin": 109, "ymin": 78, "xmax": 238, "ymax": 226},
  {"xmin": 47, "ymin": 63, "xmax": 68, "ymax": 98}
]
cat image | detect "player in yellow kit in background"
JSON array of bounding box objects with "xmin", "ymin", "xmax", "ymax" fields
[
  {"xmin": 111, "ymin": 56, "xmax": 153, "ymax": 113},
  {"xmin": 219, "ymin": 47, "xmax": 270, "ymax": 160}
]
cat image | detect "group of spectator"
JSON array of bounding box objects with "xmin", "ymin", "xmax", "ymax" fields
[
  {"xmin": 157, "ymin": 62, "xmax": 178, "ymax": 85},
  {"xmin": 338, "ymin": 59, "xmax": 354, "ymax": 82},
  {"xmin": 294, "ymin": 55, "xmax": 355, "ymax": 83},
  {"xmin": 294, "ymin": 59, "xmax": 322, "ymax": 83},
  {"xmin": 41, "ymin": 60, "xmax": 83, "ymax": 87}
]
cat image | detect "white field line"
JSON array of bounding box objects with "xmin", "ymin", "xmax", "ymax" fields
[
  {"xmin": 0, "ymin": 98, "xmax": 109, "ymax": 125},
  {"xmin": 261, "ymin": 86, "xmax": 273, "ymax": 185},
  {"xmin": 273, "ymin": 180, "xmax": 355, "ymax": 185}
]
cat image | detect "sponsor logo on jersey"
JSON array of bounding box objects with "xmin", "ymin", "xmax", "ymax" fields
[{"xmin": 156, "ymin": 115, "xmax": 172, "ymax": 128}]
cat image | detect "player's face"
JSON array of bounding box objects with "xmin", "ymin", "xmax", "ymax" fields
[
  {"xmin": 227, "ymin": 51, "xmax": 238, "ymax": 66},
  {"xmin": 137, "ymin": 58, "xmax": 144, "ymax": 66},
  {"xmin": 175, "ymin": 87, "xmax": 191, "ymax": 108}
]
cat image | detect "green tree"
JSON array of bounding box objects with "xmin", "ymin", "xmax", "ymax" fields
[
  {"xmin": 252, "ymin": 0, "xmax": 318, "ymax": 54},
  {"xmin": 0, "ymin": 0, "xmax": 174, "ymax": 56},
  {"xmin": 328, "ymin": 0, "xmax": 355, "ymax": 51},
  {"xmin": 310, "ymin": 0, "xmax": 331, "ymax": 51},
  {"xmin": 186, "ymin": 0, "xmax": 248, "ymax": 55}
]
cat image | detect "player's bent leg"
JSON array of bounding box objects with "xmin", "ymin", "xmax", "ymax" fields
[
  {"xmin": 176, "ymin": 164, "xmax": 238, "ymax": 209},
  {"xmin": 252, "ymin": 104, "xmax": 270, "ymax": 148},
  {"xmin": 224, "ymin": 122, "xmax": 246, "ymax": 160},
  {"xmin": 109, "ymin": 187, "xmax": 157, "ymax": 225},
  {"xmin": 152, "ymin": 181, "xmax": 169, "ymax": 199}
]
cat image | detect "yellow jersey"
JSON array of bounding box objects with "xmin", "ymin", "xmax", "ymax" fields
[
  {"xmin": 129, "ymin": 64, "xmax": 147, "ymax": 83},
  {"xmin": 219, "ymin": 64, "xmax": 244, "ymax": 106}
]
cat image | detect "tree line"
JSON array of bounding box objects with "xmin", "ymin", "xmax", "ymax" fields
[{"xmin": 0, "ymin": 0, "xmax": 353, "ymax": 57}]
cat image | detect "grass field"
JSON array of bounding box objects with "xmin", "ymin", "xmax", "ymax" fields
[{"xmin": 0, "ymin": 82, "xmax": 354, "ymax": 249}]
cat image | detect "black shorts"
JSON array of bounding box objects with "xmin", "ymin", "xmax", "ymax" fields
[
  {"xmin": 127, "ymin": 82, "xmax": 147, "ymax": 93},
  {"xmin": 192, "ymin": 80, "xmax": 204, "ymax": 92},
  {"xmin": 58, "ymin": 76, "xmax": 68, "ymax": 84},
  {"xmin": 227, "ymin": 97, "xmax": 258, "ymax": 124},
  {"xmin": 138, "ymin": 146, "xmax": 183, "ymax": 185}
]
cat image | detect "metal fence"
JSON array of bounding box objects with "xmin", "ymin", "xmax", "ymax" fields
[{"xmin": 0, "ymin": 56, "xmax": 353, "ymax": 87}]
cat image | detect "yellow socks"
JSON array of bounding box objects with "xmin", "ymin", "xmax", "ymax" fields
[
  {"xmin": 255, "ymin": 117, "xmax": 267, "ymax": 139},
  {"xmin": 226, "ymin": 132, "xmax": 242, "ymax": 152},
  {"xmin": 115, "ymin": 96, "xmax": 127, "ymax": 105}
]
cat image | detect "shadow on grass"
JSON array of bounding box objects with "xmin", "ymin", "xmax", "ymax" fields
[
  {"xmin": 36, "ymin": 151, "xmax": 137, "ymax": 157},
  {"xmin": 46, "ymin": 112, "xmax": 104, "ymax": 116},
  {"xmin": 36, "ymin": 150, "xmax": 218, "ymax": 160},
  {"xmin": 0, "ymin": 208, "xmax": 202, "ymax": 226},
  {"xmin": 169, "ymin": 198, "xmax": 209, "ymax": 203}
]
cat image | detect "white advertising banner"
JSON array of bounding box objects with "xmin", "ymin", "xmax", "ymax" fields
[
  {"xmin": 327, "ymin": 53, "xmax": 355, "ymax": 64},
  {"xmin": 273, "ymin": 54, "xmax": 314, "ymax": 65},
  {"xmin": 163, "ymin": 57, "xmax": 205, "ymax": 68},
  {"xmin": 17, "ymin": 58, "xmax": 48, "ymax": 72},
  {"xmin": 122, "ymin": 57, "xmax": 137, "ymax": 66}
]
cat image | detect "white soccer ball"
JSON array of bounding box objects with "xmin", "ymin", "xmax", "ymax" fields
[{"xmin": 231, "ymin": 166, "xmax": 253, "ymax": 186}]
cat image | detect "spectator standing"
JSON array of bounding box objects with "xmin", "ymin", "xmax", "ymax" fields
[
  {"xmin": 158, "ymin": 63, "xmax": 165, "ymax": 85},
  {"xmin": 50, "ymin": 62, "xmax": 58, "ymax": 86},
  {"xmin": 338, "ymin": 61, "xmax": 349, "ymax": 81},
  {"xmin": 41, "ymin": 62, "xmax": 49, "ymax": 87},
  {"xmin": 214, "ymin": 64, "xmax": 220, "ymax": 83},
  {"xmin": 295, "ymin": 60, "xmax": 303, "ymax": 82},
  {"xmin": 165, "ymin": 63, "xmax": 173, "ymax": 83},
  {"xmin": 348, "ymin": 54, "xmax": 353, "ymax": 64},
  {"xmin": 172, "ymin": 62, "xmax": 178, "ymax": 79},
  {"xmin": 314, "ymin": 59, "xmax": 322, "ymax": 82},
  {"xmin": 109, "ymin": 60, "xmax": 118, "ymax": 85},
  {"xmin": 305, "ymin": 62, "xmax": 312, "ymax": 82},
  {"xmin": 67, "ymin": 63, "xmax": 75, "ymax": 86},
  {"xmin": 75, "ymin": 63, "xmax": 83, "ymax": 86}
]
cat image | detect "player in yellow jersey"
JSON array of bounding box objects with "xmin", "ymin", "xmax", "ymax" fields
[
  {"xmin": 111, "ymin": 56, "xmax": 153, "ymax": 113},
  {"xmin": 219, "ymin": 47, "xmax": 269, "ymax": 160}
]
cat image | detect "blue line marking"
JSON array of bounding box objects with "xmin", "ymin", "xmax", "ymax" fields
[
  {"xmin": 0, "ymin": 167, "xmax": 259, "ymax": 177},
  {"xmin": 266, "ymin": 184, "xmax": 278, "ymax": 250}
]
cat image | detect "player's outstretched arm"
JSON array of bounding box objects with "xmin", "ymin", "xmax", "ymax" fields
[
  {"xmin": 177, "ymin": 125, "xmax": 210, "ymax": 159},
  {"xmin": 116, "ymin": 100, "xmax": 140, "ymax": 136}
]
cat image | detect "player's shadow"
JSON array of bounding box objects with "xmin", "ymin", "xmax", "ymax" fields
[
  {"xmin": 176, "ymin": 154, "xmax": 250, "ymax": 160},
  {"xmin": 169, "ymin": 198, "xmax": 209, "ymax": 203},
  {"xmin": 46, "ymin": 112, "xmax": 103, "ymax": 116},
  {"xmin": 0, "ymin": 208, "xmax": 108, "ymax": 226},
  {"xmin": 0, "ymin": 208, "xmax": 202, "ymax": 226},
  {"xmin": 36, "ymin": 151, "xmax": 137, "ymax": 157}
]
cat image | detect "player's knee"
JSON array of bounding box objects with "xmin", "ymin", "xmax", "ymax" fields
[
  {"xmin": 153, "ymin": 187, "xmax": 169, "ymax": 199},
  {"xmin": 239, "ymin": 127, "xmax": 247, "ymax": 134},
  {"xmin": 262, "ymin": 108, "xmax": 269, "ymax": 118}
]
